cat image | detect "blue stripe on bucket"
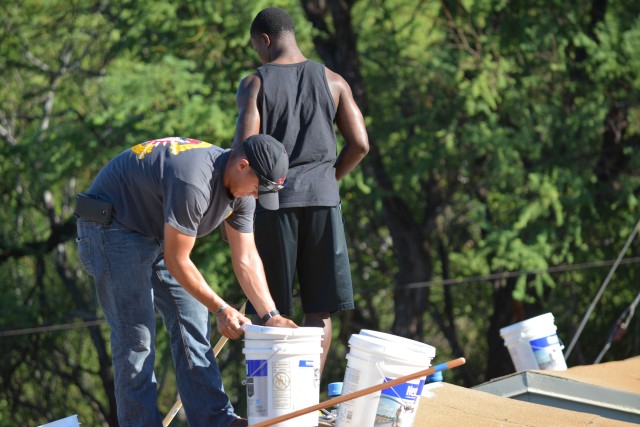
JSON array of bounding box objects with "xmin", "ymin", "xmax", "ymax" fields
[
  {"xmin": 299, "ymin": 360, "xmax": 315, "ymax": 367},
  {"xmin": 246, "ymin": 360, "xmax": 268, "ymax": 377},
  {"xmin": 380, "ymin": 378, "xmax": 424, "ymax": 401},
  {"xmin": 530, "ymin": 334, "xmax": 560, "ymax": 349}
]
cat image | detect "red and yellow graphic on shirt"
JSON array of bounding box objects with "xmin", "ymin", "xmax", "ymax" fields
[{"xmin": 131, "ymin": 137, "xmax": 212, "ymax": 159}]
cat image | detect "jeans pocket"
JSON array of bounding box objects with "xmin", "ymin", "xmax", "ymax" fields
[{"xmin": 76, "ymin": 236, "xmax": 94, "ymax": 276}]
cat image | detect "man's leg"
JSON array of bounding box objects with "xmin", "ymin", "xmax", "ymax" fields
[
  {"xmin": 298, "ymin": 206, "xmax": 354, "ymax": 378},
  {"xmin": 152, "ymin": 257, "xmax": 242, "ymax": 427},
  {"xmin": 251, "ymin": 208, "xmax": 299, "ymax": 317},
  {"xmin": 303, "ymin": 312, "xmax": 332, "ymax": 374},
  {"xmin": 78, "ymin": 220, "xmax": 162, "ymax": 427}
]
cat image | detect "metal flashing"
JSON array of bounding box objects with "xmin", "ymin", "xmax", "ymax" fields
[{"xmin": 473, "ymin": 371, "xmax": 640, "ymax": 424}]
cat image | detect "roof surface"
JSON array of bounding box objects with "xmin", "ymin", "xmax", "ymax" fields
[
  {"xmin": 545, "ymin": 356, "xmax": 640, "ymax": 395},
  {"xmin": 412, "ymin": 356, "xmax": 640, "ymax": 426}
]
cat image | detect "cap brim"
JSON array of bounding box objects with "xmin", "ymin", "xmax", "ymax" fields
[{"xmin": 257, "ymin": 187, "xmax": 279, "ymax": 210}]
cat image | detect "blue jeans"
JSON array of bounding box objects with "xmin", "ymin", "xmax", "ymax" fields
[{"xmin": 76, "ymin": 220, "xmax": 239, "ymax": 427}]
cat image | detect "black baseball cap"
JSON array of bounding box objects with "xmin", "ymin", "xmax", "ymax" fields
[{"xmin": 243, "ymin": 134, "xmax": 288, "ymax": 210}]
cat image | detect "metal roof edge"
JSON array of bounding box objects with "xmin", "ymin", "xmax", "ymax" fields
[{"xmin": 473, "ymin": 371, "xmax": 640, "ymax": 415}]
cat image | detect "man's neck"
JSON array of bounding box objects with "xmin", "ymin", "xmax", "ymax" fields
[{"xmin": 269, "ymin": 38, "xmax": 306, "ymax": 64}]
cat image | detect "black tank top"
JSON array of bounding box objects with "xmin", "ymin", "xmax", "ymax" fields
[{"xmin": 258, "ymin": 60, "xmax": 339, "ymax": 208}]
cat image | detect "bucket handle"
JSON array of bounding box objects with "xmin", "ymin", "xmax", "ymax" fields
[
  {"xmin": 243, "ymin": 346, "xmax": 283, "ymax": 384},
  {"xmin": 372, "ymin": 361, "xmax": 412, "ymax": 405},
  {"xmin": 374, "ymin": 361, "xmax": 428, "ymax": 409}
]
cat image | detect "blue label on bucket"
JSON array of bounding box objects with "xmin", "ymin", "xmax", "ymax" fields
[
  {"xmin": 299, "ymin": 360, "xmax": 315, "ymax": 367},
  {"xmin": 529, "ymin": 334, "xmax": 560, "ymax": 350},
  {"xmin": 380, "ymin": 378, "xmax": 424, "ymax": 401},
  {"xmin": 529, "ymin": 333, "xmax": 565, "ymax": 370},
  {"xmin": 376, "ymin": 378, "xmax": 424, "ymax": 427},
  {"xmin": 246, "ymin": 359, "xmax": 268, "ymax": 377}
]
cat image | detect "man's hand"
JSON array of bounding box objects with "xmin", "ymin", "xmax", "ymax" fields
[
  {"xmin": 215, "ymin": 305, "xmax": 252, "ymax": 339},
  {"xmin": 264, "ymin": 315, "xmax": 298, "ymax": 328}
]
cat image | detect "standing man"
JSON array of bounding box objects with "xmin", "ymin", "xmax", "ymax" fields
[
  {"xmin": 234, "ymin": 7, "xmax": 370, "ymax": 376},
  {"xmin": 75, "ymin": 134, "xmax": 296, "ymax": 427}
]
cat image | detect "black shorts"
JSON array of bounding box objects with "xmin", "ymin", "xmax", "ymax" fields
[{"xmin": 248, "ymin": 205, "xmax": 354, "ymax": 315}]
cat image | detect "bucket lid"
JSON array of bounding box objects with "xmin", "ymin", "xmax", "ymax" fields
[
  {"xmin": 242, "ymin": 324, "xmax": 324, "ymax": 340},
  {"xmin": 348, "ymin": 334, "xmax": 435, "ymax": 362},
  {"xmin": 499, "ymin": 312, "xmax": 556, "ymax": 337},
  {"xmin": 359, "ymin": 329, "xmax": 435, "ymax": 353}
]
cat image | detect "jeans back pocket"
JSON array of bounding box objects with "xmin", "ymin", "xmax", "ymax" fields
[{"xmin": 76, "ymin": 236, "xmax": 94, "ymax": 277}]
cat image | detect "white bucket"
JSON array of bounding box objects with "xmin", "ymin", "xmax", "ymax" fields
[
  {"xmin": 243, "ymin": 325, "xmax": 323, "ymax": 427},
  {"xmin": 243, "ymin": 324, "xmax": 324, "ymax": 349},
  {"xmin": 37, "ymin": 414, "xmax": 80, "ymax": 427},
  {"xmin": 336, "ymin": 333, "xmax": 436, "ymax": 427},
  {"xmin": 359, "ymin": 329, "xmax": 435, "ymax": 355},
  {"xmin": 500, "ymin": 312, "xmax": 567, "ymax": 372}
]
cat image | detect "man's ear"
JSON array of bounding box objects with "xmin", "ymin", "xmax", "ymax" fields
[
  {"xmin": 237, "ymin": 158, "xmax": 251, "ymax": 171},
  {"xmin": 260, "ymin": 33, "xmax": 271, "ymax": 47}
]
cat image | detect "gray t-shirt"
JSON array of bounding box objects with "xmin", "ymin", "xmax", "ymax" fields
[{"xmin": 88, "ymin": 137, "xmax": 255, "ymax": 239}]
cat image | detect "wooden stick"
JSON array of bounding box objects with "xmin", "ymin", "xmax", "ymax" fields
[
  {"xmin": 163, "ymin": 397, "xmax": 185, "ymax": 427},
  {"xmin": 163, "ymin": 301, "xmax": 247, "ymax": 427},
  {"xmin": 248, "ymin": 357, "xmax": 466, "ymax": 427}
]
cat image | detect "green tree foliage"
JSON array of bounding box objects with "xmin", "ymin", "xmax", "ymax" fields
[
  {"xmin": 300, "ymin": 0, "xmax": 639, "ymax": 383},
  {"xmin": 1, "ymin": 0, "xmax": 639, "ymax": 425},
  {"xmin": 0, "ymin": 1, "xmax": 265, "ymax": 425}
]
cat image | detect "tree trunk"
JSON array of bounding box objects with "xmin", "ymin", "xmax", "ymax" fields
[{"xmin": 301, "ymin": 0, "xmax": 433, "ymax": 342}]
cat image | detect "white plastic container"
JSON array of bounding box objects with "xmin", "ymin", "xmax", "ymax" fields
[
  {"xmin": 336, "ymin": 333, "xmax": 436, "ymax": 427},
  {"xmin": 359, "ymin": 329, "xmax": 435, "ymax": 355},
  {"xmin": 243, "ymin": 325, "xmax": 323, "ymax": 427},
  {"xmin": 38, "ymin": 414, "xmax": 80, "ymax": 427},
  {"xmin": 500, "ymin": 312, "xmax": 567, "ymax": 372},
  {"xmin": 243, "ymin": 324, "xmax": 324, "ymax": 349}
]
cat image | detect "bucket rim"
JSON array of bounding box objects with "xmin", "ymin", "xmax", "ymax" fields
[
  {"xmin": 348, "ymin": 334, "xmax": 436, "ymax": 359},
  {"xmin": 243, "ymin": 345, "xmax": 323, "ymax": 355},
  {"xmin": 499, "ymin": 313, "xmax": 556, "ymax": 337},
  {"xmin": 346, "ymin": 350, "xmax": 432, "ymax": 371},
  {"xmin": 359, "ymin": 329, "xmax": 436, "ymax": 352},
  {"xmin": 242, "ymin": 324, "xmax": 324, "ymax": 338}
]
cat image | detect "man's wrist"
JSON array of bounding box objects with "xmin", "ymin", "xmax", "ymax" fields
[
  {"xmin": 260, "ymin": 309, "xmax": 280, "ymax": 324},
  {"xmin": 215, "ymin": 303, "xmax": 228, "ymax": 315}
]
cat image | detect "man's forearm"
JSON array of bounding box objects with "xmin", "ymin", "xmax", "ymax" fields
[
  {"xmin": 335, "ymin": 144, "xmax": 368, "ymax": 180},
  {"xmin": 165, "ymin": 256, "xmax": 225, "ymax": 313},
  {"xmin": 232, "ymin": 254, "xmax": 277, "ymax": 318}
]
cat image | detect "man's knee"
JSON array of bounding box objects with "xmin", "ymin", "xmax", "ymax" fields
[{"xmin": 303, "ymin": 312, "xmax": 331, "ymax": 327}]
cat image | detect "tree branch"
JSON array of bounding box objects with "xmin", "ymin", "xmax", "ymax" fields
[{"xmin": 0, "ymin": 217, "xmax": 76, "ymax": 263}]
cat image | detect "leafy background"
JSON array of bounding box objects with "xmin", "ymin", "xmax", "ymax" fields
[{"xmin": 1, "ymin": 0, "xmax": 639, "ymax": 425}]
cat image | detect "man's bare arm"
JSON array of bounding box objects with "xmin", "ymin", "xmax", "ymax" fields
[
  {"xmin": 327, "ymin": 69, "xmax": 370, "ymax": 180},
  {"xmin": 224, "ymin": 222, "xmax": 297, "ymax": 328},
  {"xmin": 233, "ymin": 73, "xmax": 262, "ymax": 147},
  {"xmin": 163, "ymin": 223, "xmax": 250, "ymax": 339}
]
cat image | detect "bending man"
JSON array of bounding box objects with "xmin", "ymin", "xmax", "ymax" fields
[{"xmin": 76, "ymin": 135, "xmax": 296, "ymax": 427}]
